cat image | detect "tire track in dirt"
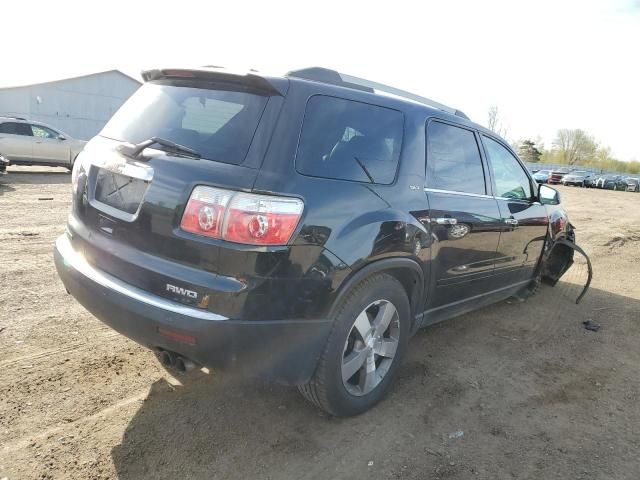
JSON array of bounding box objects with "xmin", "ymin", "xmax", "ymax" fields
[{"xmin": 0, "ymin": 330, "xmax": 120, "ymax": 369}]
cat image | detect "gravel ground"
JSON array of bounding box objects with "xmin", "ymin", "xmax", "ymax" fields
[{"xmin": 1, "ymin": 166, "xmax": 639, "ymax": 480}]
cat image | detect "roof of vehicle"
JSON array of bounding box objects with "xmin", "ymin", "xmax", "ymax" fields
[{"xmin": 140, "ymin": 66, "xmax": 499, "ymax": 140}]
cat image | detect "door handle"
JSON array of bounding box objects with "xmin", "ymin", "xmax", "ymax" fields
[
  {"xmin": 435, "ymin": 217, "xmax": 458, "ymax": 225},
  {"xmin": 504, "ymin": 218, "xmax": 518, "ymax": 226}
]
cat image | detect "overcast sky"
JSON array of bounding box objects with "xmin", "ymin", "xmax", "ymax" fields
[{"xmin": 4, "ymin": 0, "xmax": 639, "ymax": 160}]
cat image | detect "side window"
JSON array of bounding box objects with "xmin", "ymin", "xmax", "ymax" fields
[
  {"xmin": 15, "ymin": 123, "xmax": 33, "ymax": 136},
  {"xmin": 0, "ymin": 122, "xmax": 15, "ymax": 134},
  {"xmin": 31, "ymin": 125, "xmax": 58, "ymax": 139},
  {"xmin": 296, "ymin": 95, "xmax": 404, "ymax": 185},
  {"xmin": 426, "ymin": 121, "xmax": 486, "ymax": 195},
  {"xmin": 0, "ymin": 122, "xmax": 31, "ymax": 135},
  {"xmin": 483, "ymin": 136, "xmax": 532, "ymax": 200}
]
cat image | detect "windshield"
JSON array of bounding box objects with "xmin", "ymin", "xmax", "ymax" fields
[
  {"xmin": 101, "ymin": 82, "xmax": 269, "ymax": 165},
  {"xmin": 571, "ymin": 171, "xmax": 587, "ymax": 175},
  {"xmin": 536, "ymin": 170, "xmax": 550, "ymax": 175}
]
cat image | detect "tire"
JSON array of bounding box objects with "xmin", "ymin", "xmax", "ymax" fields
[{"xmin": 298, "ymin": 273, "xmax": 410, "ymax": 416}]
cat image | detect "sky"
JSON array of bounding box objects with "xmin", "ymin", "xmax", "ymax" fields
[{"xmin": 4, "ymin": 0, "xmax": 639, "ymax": 161}]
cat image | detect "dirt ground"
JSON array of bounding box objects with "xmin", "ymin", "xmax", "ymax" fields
[{"xmin": 1, "ymin": 166, "xmax": 639, "ymax": 480}]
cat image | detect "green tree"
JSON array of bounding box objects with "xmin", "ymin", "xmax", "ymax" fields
[
  {"xmin": 517, "ymin": 139, "xmax": 543, "ymax": 163},
  {"xmin": 553, "ymin": 129, "xmax": 598, "ymax": 165}
]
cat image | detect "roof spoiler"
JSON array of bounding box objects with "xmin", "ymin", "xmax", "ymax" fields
[
  {"xmin": 141, "ymin": 67, "xmax": 288, "ymax": 96},
  {"xmin": 287, "ymin": 67, "xmax": 469, "ymax": 120}
]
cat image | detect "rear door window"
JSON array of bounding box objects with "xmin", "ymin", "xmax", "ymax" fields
[
  {"xmin": 101, "ymin": 82, "xmax": 269, "ymax": 165},
  {"xmin": 426, "ymin": 121, "xmax": 486, "ymax": 195},
  {"xmin": 296, "ymin": 96, "xmax": 403, "ymax": 184}
]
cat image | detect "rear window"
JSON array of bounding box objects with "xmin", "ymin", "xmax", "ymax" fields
[
  {"xmin": 296, "ymin": 96, "xmax": 403, "ymax": 184},
  {"xmin": 101, "ymin": 82, "xmax": 269, "ymax": 165}
]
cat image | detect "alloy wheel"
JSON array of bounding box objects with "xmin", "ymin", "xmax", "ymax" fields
[{"xmin": 341, "ymin": 299, "xmax": 400, "ymax": 396}]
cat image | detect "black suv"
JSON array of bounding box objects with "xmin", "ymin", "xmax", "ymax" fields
[{"xmin": 54, "ymin": 67, "xmax": 579, "ymax": 416}]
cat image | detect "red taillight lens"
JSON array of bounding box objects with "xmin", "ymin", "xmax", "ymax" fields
[
  {"xmin": 180, "ymin": 186, "xmax": 232, "ymax": 239},
  {"xmin": 180, "ymin": 187, "xmax": 304, "ymax": 245}
]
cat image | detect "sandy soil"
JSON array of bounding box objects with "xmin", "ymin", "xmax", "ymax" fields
[{"xmin": 1, "ymin": 166, "xmax": 639, "ymax": 480}]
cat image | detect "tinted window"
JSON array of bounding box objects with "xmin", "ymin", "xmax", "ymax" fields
[
  {"xmin": 296, "ymin": 96, "xmax": 403, "ymax": 184},
  {"xmin": 483, "ymin": 136, "xmax": 532, "ymax": 200},
  {"xmin": 31, "ymin": 125, "xmax": 58, "ymax": 139},
  {"xmin": 0, "ymin": 122, "xmax": 32, "ymax": 136},
  {"xmin": 101, "ymin": 82, "xmax": 269, "ymax": 165},
  {"xmin": 426, "ymin": 122, "xmax": 486, "ymax": 195}
]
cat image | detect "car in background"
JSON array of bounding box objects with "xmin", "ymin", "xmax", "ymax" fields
[
  {"xmin": 0, "ymin": 153, "xmax": 8, "ymax": 175},
  {"xmin": 0, "ymin": 117, "xmax": 86, "ymax": 170},
  {"xmin": 533, "ymin": 169, "xmax": 550, "ymax": 184},
  {"xmin": 562, "ymin": 170, "xmax": 594, "ymax": 187},
  {"xmin": 625, "ymin": 177, "xmax": 640, "ymax": 192},
  {"xmin": 594, "ymin": 174, "xmax": 627, "ymax": 190},
  {"xmin": 548, "ymin": 167, "xmax": 572, "ymax": 184}
]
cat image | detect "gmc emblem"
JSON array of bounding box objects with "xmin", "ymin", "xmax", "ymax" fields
[{"xmin": 166, "ymin": 284, "xmax": 198, "ymax": 299}]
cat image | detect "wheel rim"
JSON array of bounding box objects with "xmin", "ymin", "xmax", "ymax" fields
[{"xmin": 341, "ymin": 299, "xmax": 400, "ymax": 397}]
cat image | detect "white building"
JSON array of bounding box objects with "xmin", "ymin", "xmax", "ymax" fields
[{"xmin": 0, "ymin": 70, "xmax": 141, "ymax": 140}]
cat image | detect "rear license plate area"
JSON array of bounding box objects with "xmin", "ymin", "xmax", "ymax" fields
[{"xmin": 94, "ymin": 168, "xmax": 149, "ymax": 215}]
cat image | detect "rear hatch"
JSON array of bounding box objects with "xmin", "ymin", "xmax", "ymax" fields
[{"xmin": 70, "ymin": 69, "xmax": 288, "ymax": 312}]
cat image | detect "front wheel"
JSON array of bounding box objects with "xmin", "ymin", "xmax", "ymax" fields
[{"xmin": 298, "ymin": 274, "xmax": 410, "ymax": 416}]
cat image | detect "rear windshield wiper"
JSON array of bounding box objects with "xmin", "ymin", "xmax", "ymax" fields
[
  {"xmin": 120, "ymin": 137, "xmax": 202, "ymax": 160},
  {"xmin": 353, "ymin": 156, "xmax": 375, "ymax": 183}
]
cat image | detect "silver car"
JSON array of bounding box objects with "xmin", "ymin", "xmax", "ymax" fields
[{"xmin": 0, "ymin": 117, "xmax": 86, "ymax": 169}]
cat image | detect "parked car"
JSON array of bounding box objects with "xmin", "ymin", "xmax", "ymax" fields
[
  {"xmin": 594, "ymin": 174, "xmax": 627, "ymax": 190},
  {"xmin": 548, "ymin": 167, "xmax": 572, "ymax": 184},
  {"xmin": 0, "ymin": 153, "xmax": 8, "ymax": 175},
  {"xmin": 532, "ymin": 170, "xmax": 550, "ymax": 184},
  {"xmin": 54, "ymin": 66, "xmax": 582, "ymax": 416},
  {"xmin": 0, "ymin": 117, "xmax": 86, "ymax": 170},
  {"xmin": 562, "ymin": 170, "xmax": 594, "ymax": 187},
  {"xmin": 625, "ymin": 177, "xmax": 640, "ymax": 192}
]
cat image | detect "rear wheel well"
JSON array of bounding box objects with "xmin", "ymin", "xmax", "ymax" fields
[
  {"xmin": 331, "ymin": 259, "xmax": 424, "ymax": 326},
  {"xmin": 385, "ymin": 267, "xmax": 422, "ymax": 316}
]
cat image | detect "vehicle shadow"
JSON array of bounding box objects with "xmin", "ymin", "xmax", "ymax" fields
[
  {"xmin": 110, "ymin": 283, "xmax": 640, "ymax": 479},
  {"xmin": 3, "ymin": 167, "xmax": 71, "ymax": 185},
  {"xmin": 0, "ymin": 180, "xmax": 16, "ymax": 195}
]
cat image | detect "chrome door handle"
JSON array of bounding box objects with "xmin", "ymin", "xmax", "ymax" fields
[
  {"xmin": 504, "ymin": 218, "xmax": 518, "ymax": 226},
  {"xmin": 435, "ymin": 217, "xmax": 458, "ymax": 225}
]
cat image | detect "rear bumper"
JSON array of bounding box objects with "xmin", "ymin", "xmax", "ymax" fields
[{"xmin": 54, "ymin": 234, "xmax": 332, "ymax": 385}]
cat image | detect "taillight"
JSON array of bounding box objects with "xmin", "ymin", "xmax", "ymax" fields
[
  {"xmin": 179, "ymin": 186, "xmax": 233, "ymax": 239},
  {"xmin": 71, "ymin": 151, "xmax": 87, "ymax": 194},
  {"xmin": 180, "ymin": 186, "xmax": 304, "ymax": 245}
]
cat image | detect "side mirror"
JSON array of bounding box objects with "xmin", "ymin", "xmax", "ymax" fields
[
  {"xmin": 58, "ymin": 134, "xmax": 66, "ymax": 141},
  {"xmin": 539, "ymin": 184, "xmax": 560, "ymax": 205}
]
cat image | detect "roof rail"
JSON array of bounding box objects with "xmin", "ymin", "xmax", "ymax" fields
[
  {"xmin": 0, "ymin": 115, "xmax": 27, "ymax": 121},
  {"xmin": 286, "ymin": 67, "xmax": 469, "ymax": 120}
]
